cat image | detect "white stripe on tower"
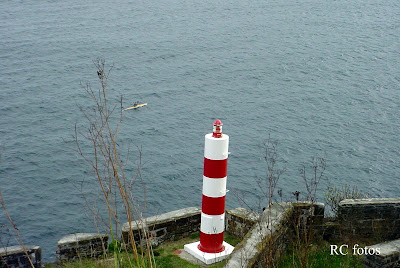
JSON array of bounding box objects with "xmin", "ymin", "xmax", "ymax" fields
[{"xmin": 198, "ymin": 120, "xmax": 229, "ymax": 254}]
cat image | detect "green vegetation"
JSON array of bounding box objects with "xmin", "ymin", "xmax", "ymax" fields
[
  {"xmin": 45, "ymin": 233, "xmax": 241, "ymax": 268},
  {"xmin": 277, "ymin": 241, "xmax": 363, "ymax": 268},
  {"xmin": 45, "ymin": 236, "xmax": 366, "ymax": 268},
  {"xmin": 152, "ymin": 233, "xmax": 240, "ymax": 268},
  {"xmin": 45, "ymin": 235, "xmax": 366, "ymax": 268},
  {"xmin": 324, "ymin": 185, "xmax": 370, "ymax": 216}
]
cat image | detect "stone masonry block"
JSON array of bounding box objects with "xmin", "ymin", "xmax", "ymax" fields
[
  {"xmin": 224, "ymin": 203, "xmax": 293, "ymax": 268},
  {"xmin": 338, "ymin": 198, "xmax": 400, "ymax": 242},
  {"xmin": 0, "ymin": 245, "xmax": 41, "ymax": 268},
  {"xmin": 56, "ymin": 233, "xmax": 108, "ymax": 262},
  {"xmin": 363, "ymin": 239, "xmax": 400, "ymax": 268},
  {"xmin": 225, "ymin": 207, "xmax": 260, "ymax": 238}
]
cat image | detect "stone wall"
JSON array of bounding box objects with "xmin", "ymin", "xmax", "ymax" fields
[
  {"xmin": 338, "ymin": 198, "xmax": 400, "ymax": 242},
  {"xmin": 121, "ymin": 207, "xmax": 201, "ymax": 247},
  {"xmin": 225, "ymin": 208, "xmax": 260, "ymax": 238},
  {"xmin": 56, "ymin": 233, "xmax": 108, "ymax": 262},
  {"xmin": 290, "ymin": 202, "xmax": 325, "ymax": 242},
  {"xmin": 0, "ymin": 245, "xmax": 41, "ymax": 268},
  {"xmin": 363, "ymin": 239, "xmax": 400, "ymax": 268},
  {"xmin": 224, "ymin": 203, "xmax": 294, "ymax": 268},
  {"xmin": 4, "ymin": 197, "xmax": 398, "ymax": 267},
  {"xmin": 224, "ymin": 202, "xmax": 325, "ymax": 268}
]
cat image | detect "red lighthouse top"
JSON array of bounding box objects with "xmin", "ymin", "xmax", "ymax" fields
[{"xmin": 212, "ymin": 119, "xmax": 223, "ymax": 138}]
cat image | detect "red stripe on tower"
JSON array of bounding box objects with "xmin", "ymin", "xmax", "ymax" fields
[
  {"xmin": 201, "ymin": 195, "xmax": 226, "ymax": 215},
  {"xmin": 203, "ymin": 158, "xmax": 228, "ymax": 178},
  {"xmin": 198, "ymin": 119, "xmax": 229, "ymax": 253}
]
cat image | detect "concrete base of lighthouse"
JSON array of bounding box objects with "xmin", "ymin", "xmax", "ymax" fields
[{"xmin": 184, "ymin": 241, "xmax": 234, "ymax": 264}]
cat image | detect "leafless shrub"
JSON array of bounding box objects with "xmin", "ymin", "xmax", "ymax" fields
[
  {"xmin": 256, "ymin": 137, "xmax": 287, "ymax": 207},
  {"xmin": 252, "ymin": 138, "xmax": 287, "ymax": 267},
  {"xmin": 290, "ymin": 156, "xmax": 327, "ymax": 268},
  {"xmin": 73, "ymin": 59, "xmax": 154, "ymax": 267},
  {"xmin": 299, "ymin": 157, "xmax": 326, "ymax": 203}
]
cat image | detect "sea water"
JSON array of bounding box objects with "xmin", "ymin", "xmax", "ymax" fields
[{"xmin": 0, "ymin": 0, "xmax": 399, "ymax": 261}]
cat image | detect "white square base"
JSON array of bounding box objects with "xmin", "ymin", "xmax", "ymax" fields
[{"xmin": 184, "ymin": 241, "xmax": 234, "ymax": 264}]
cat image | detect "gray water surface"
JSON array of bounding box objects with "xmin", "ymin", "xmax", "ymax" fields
[{"xmin": 1, "ymin": 0, "xmax": 399, "ymax": 261}]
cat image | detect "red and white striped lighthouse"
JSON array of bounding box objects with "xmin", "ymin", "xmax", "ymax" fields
[
  {"xmin": 199, "ymin": 119, "xmax": 228, "ymax": 253},
  {"xmin": 184, "ymin": 120, "xmax": 234, "ymax": 264}
]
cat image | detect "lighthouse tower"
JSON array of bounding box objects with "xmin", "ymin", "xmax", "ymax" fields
[{"xmin": 184, "ymin": 120, "xmax": 234, "ymax": 264}]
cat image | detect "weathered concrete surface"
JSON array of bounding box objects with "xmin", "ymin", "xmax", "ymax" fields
[
  {"xmin": 226, "ymin": 208, "xmax": 260, "ymax": 238},
  {"xmin": 340, "ymin": 198, "xmax": 400, "ymax": 206},
  {"xmin": 122, "ymin": 207, "xmax": 201, "ymax": 247},
  {"xmin": 364, "ymin": 239, "xmax": 400, "ymax": 268},
  {"xmin": 224, "ymin": 203, "xmax": 293, "ymax": 268},
  {"xmin": 56, "ymin": 233, "xmax": 108, "ymax": 262},
  {"xmin": 0, "ymin": 245, "xmax": 41, "ymax": 268},
  {"xmin": 338, "ymin": 198, "xmax": 400, "ymax": 242},
  {"xmin": 174, "ymin": 248, "xmax": 210, "ymax": 267},
  {"xmin": 184, "ymin": 241, "xmax": 234, "ymax": 265}
]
